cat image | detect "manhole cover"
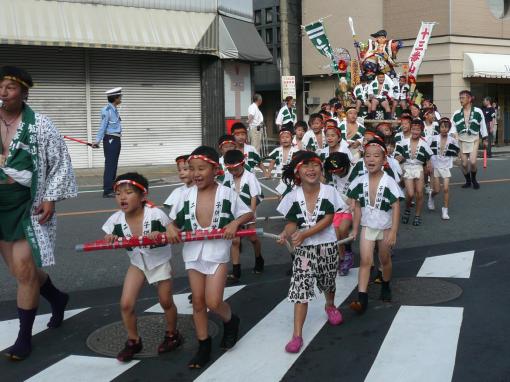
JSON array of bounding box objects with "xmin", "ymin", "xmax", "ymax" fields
[
  {"xmin": 367, "ymin": 277, "xmax": 462, "ymax": 305},
  {"xmin": 86, "ymin": 314, "xmax": 219, "ymax": 358}
]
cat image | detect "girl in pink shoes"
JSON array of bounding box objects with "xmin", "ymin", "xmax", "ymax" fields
[{"xmin": 276, "ymin": 151, "xmax": 346, "ymax": 353}]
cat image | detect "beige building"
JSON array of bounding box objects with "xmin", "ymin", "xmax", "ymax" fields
[{"xmin": 302, "ymin": 0, "xmax": 510, "ymax": 144}]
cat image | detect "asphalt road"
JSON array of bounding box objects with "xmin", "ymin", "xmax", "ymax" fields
[{"xmin": 0, "ymin": 155, "xmax": 509, "ymax": 381}]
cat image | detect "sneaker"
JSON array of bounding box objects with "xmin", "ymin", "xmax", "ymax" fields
[
  {"xmin": 253, "ymin": 256, "xmax": 264, "ymax": 274},
  {"xmin": 117, "ymin": 338, "xmax": 143, "ymax": 362},
  {"xmin": 158, "ymin": 330, "xmax": 183, "ymax": 354},
  {"xmin": 340, "ymin": 251, "xmax": 353, "ymax": 276},
  {"xmin": 441, "ymin": 207, "xmax": 450, "ymax": 220},
  {"xmin": 325, "ymin": 306, "xmax": 343, "ymax": 325},
  {"xmin": 221, "ymin": 314, "xmax": 240, "ymax": 349},
  {"xmin": 285, "ymin": 336, "xmax": 303, "ymax": 353},
  {"xmin": 427, "ymin": 194, "xmax": 435, "ymax": 211}
]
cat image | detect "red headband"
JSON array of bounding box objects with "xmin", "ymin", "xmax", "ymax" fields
[
  {"xmin": 224, "ymin": 160, "xmax": 245, "ymax": 170},
  {"xmin": 187, "ymin": 154, "xmax": 219, "ymax": 167},
  {"xmin": 219, "ymin": 140, "xmax": 236, "ymax": 147},
  {"xmin": 294, "ymin": 157, "xmax": 323, "ymax": 175},
  {"xmin": 114, "ymin": 180, "xmax": 148, "ymax": 194},
  {"xmin": 364, "ymin": 142, "xmax": 387, "ymax": 155},
  {"xmin": 324, "ymin": 125, "xmax": 341, "ymax": 137}
]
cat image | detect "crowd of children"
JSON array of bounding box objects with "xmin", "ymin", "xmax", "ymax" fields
[{"xmin": 98, "ymin": 94, "xmax": 472, "ymax": 366}]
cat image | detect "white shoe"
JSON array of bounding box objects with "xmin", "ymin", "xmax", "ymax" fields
[
  {"xmin": 441, "ymin": 208, "xmax": 450, "ymax": 220},
  {"xmin": 427, "ymin": 195, "xmax": 435, "ymax": 211}
]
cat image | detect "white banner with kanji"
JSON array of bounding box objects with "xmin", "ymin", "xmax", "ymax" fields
[{"xmin": 407, "ymin": 22, "xmax": 436, "ymax": 80}]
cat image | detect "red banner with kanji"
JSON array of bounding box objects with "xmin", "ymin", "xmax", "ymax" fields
[{"xmin": 407, "ymin": 22, "xmax": 436, "ymax": 80}]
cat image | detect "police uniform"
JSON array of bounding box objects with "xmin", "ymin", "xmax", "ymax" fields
[{"xmin": 96, "ymin": 87, "xmax": 123, "ymax": 196}]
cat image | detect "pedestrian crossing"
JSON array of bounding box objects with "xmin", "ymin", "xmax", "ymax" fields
[{"xmin": 0, "ymin": 249, "xmax": 479, "ymax": 381}]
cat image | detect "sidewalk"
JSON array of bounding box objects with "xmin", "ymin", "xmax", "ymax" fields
[{"xmin": 75, "ymin": 165, "xmax": 180, "ymax": 188}]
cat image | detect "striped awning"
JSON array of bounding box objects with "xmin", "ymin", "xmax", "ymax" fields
[{"xmin": 0, "ymin": 0, "xmax": 217, "ymax": 53}]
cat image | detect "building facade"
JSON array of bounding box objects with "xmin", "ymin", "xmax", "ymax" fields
[
  {"xmin": 253, "ymin": 0, "xmax": 302, "ymax": 137},
  {"xmin": 302, "ymin": 0, "xmax": 510, "ymax": 144},
  {"xmin": 0, "ymin": 0, "xmax": 271, "ymax": 168}
]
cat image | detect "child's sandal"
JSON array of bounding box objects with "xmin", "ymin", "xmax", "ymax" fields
[
  {"xmin": 401, "ymin": 209, "xmax": 411, "ymax": 224},
  {"xmin": 412, "ymin": 216, "xmax": 422, "ymax": 226}
]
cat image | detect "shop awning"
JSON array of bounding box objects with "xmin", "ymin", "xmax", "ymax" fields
[
  {"xmin": 219, "ymin": 16, "xmax": 273, "ymax": 63},
  {"xmin": 0, "ymin": 0, "xmax": 217, "ymax": 54},
  {"xmin": 464, "ymin": 53, "xmax": 510, "ymax": 79}
]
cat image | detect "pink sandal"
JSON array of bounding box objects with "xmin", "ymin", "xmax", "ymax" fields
[
  {"xmin": 285, "ymin": 336, "xmax": 303, "ymax": 353},
  {"xmin": 325, "ymin": 306, "xmax": 343, "ymax": 325}
]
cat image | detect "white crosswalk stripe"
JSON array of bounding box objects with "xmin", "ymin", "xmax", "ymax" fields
[
  {"xmin": 25, "ymin": 355, "xmax": 139, "ymax": 382},
  {"xmin": 417, "ymin": 250, "xmax": 475, "ymax": 278},
  {"xmin": 0, "ymin": 308, "xmax": 89, "ymax": 351}
]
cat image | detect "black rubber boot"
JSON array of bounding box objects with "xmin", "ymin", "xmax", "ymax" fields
[
  {"xmin": 253, "ymin": 256, "xmax": 265, "ymax": 274},
  {"xmin": 221, "ymin": 314, "xmax": 240, "ymax": 349},
  {"xmin": 471, "ymin": 171, "xmax": 480, "ymax": 189},
  {"xmin": 5, "ymin": 307, "xmax": 37, "ymax": 361},
  {"xmin": 40, "ymin": 276, "xmax": 69, "ymax": 328},
  {"xmin": 380, "ymin": 281, "xmax": 392, "ymax": 302},
  {"xmin": 188, "ymin": 337, "xmax": 211, "ymax": 369},
  {"xmin": 462, "ymin": 173, "xmax": 471, "ymax": 188}
]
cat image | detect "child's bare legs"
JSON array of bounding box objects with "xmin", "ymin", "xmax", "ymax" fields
[
  {"xmin": 120, "ymin": 266, "xmax": 146, "ymax": 341},
  {"xmin": 358, "ymin": 230, "xmax": 376, "ymax": 293},
  {"xmin": 377, "ymin": 236, "xmax": 393, "ymax": 282},
  {"xmin": 414, "ymin": 175, "xmax": 425, "ymax": 216},
  {"xmin": 229, "ymin": 238, "xmax": 241, "ymax": 280},
  {"xmin": 431, "ymin": 175, "xmax": 440, "ymax": 199},
  {"xmin": 335, "ymin": 226, "xmax": 344, "ymax": 260},
  {"xmin": 248, "ymin": 223, "xmax": 264, "ymax": 273},
  {"xmin": 188, "ymin": 270, "xmax": 209, "ymax": 340},
  {"xmin": 293, "ymin": 303, "xmax": 308, "ymax": 337},
  {"xmin": 157, "ymin": 279, "xmax": 177, "ymax": 334},
  {"xmin": 442, "ymin": 178, "xmax": 450, "ymax": 208},
  {"xmin": 338, "ymin": 219, "xmax": 353, "ymax": 275},
  {"xmin": 204, "ymin": 264, "xmax": 232, "ymax": 322},
  {"xmin": 249, "ymin": 235, "xmax": 262, "ymax": 258},
  {"xmin": 404, "ymin": 178, "xmax": 415, "ymax": 209}
]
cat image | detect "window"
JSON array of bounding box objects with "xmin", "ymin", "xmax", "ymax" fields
[
  {"xmin": 254, "ymin": 10, "xmax": 261, "ymax": 25},
  {"xmin": 266, "ymin": 8, "xmax": 273, "ymax": 23},
  {"xmin": 265, "ymin": 28, "xmax": 273, "ymax": 44}
]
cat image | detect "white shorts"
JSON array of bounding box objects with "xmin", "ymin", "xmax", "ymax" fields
[
  {"xmin": 185, "ymin": 257, "xmax": 224, "ymax": 275},
  {"xmin": 363, "ymin": 226, "xmax": 384, "ymax": 241},
  {"xmin": 403, "ymin": 163, "xmax": 424, "ymax": 180},
  {"xmin": 433, "ymin": 167, "xmax": 451, "ymax": 178},
  {"xmin": 140, "ymin": 261, "xmax": 172, "ymax": 284},
  {"xmin": 459, "ymin": 138, "xmax": 479, "ymax": 154}
]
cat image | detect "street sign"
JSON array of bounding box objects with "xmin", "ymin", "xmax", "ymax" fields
[{"xmin": 281, "ymin": 75, "xmax": 296, "ymax": 100}]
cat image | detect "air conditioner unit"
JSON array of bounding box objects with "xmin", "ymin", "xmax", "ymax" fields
[{"xmin": 307, "ymin": 96, "xmax": 320, "ymax": 105}]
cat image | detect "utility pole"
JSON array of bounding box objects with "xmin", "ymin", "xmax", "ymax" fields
[{"xmin": 280, "ymin": 0, "xmax": 290, "ymax": 77}]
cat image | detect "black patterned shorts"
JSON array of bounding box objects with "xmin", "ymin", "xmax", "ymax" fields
[{"xmin": 287, "ymin": 242, "xmax": 339, "ymax": 303}]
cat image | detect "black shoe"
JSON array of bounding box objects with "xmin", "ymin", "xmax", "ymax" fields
[
  {"xmin": 380, "ymin": 281, "xmax": 392, "ymax": 302},
  {"xmin": 462, "ymin": 173, "xmax": 471, "ymax": 188},
  {"xmin": 117, "ymin": 338, "xmax": 143, "ymax": 362},
  {"xmin": 103, "ymin": 192, "xmax": 116, "ymax": 198},
  {"xmin": 412, "ymin": 216, "xmax": 422, "ymax": 226},
  {"xmin": 253, "ymin": 256, "xmax": 264, "ymax": 274},
  {"xmin": 188, "ymin": 337, "xmax": 211, "ymax": 369},
  {"xmin": 221, "ymin": 314, "xmax": 240, "ymax": 349},
  {"xmin": 158, "ymin": 330, "xmax": 183, "ymax": 354},
  {"xmin": 349, "ymin": 292, "xmax": 368, "ymax": 315}
]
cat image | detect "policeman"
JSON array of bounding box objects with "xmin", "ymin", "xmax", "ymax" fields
[{"xmin": 94, "ymin": 87, "xmax": 123, "ymax": 197}]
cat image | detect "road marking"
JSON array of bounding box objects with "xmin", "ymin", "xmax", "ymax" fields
[
  {"xmin": 364, "ymin": 306, "xmax": 464, "ymax": 382},
  {"xmin": 145, "ymin": 285, "xmax": 246, "ymax": 315},
  {"xmin": 77, "ymin": 182, "xmax": 183, "ymax": 194},
  {"xmin": 25, "ymin": 355, "xmax": 139, "ymax": 382},
  {"xmin": 0, "ymin": 308, "xmax": 89, "ymax": 351},
  {"xmin": 450, "ymin": 177, "xmax": 510, "ymax": 186},
  {"xmin": 417, "ymin": 251, "xmax": 475, "ymax": 278},
  {"xmin": 260, "ymin": 182, "xmax": 279, "ymax": 196},
  {"xmin": 195, "ymin": 270, "xmax": 359, "ymax": 382}
]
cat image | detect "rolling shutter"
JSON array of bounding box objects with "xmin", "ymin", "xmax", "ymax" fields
[
  {"xmin": 0, "ymin": 45, "xmax": 89, "ymax": 168},
  {"xmin": 89, "ymin": 49, "xmax": 202, "ymax": 167}
]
